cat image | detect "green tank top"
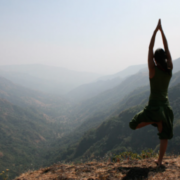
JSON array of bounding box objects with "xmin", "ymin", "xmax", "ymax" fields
[{"xmin": 149, "ymin": 66, "xmax": 172, "ymax": 101}]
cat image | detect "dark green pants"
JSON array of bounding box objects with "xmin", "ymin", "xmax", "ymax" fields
[{"xmin": 129, "ymin": 100, "xmax": 174, "ymax": 139}]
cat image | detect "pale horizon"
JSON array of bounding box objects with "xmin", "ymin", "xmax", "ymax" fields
[{"xmin": 1, "ymin": 0, "xmax": 180, "ymax": 74}]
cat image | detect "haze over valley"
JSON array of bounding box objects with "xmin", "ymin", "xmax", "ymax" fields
[
  {"xmin": 1, "ymin": 1, "xmax": 180, "ymax": 179},
  {"xmin": 0, "ymin": 58, "xmax": 180, "ymax": 178}
]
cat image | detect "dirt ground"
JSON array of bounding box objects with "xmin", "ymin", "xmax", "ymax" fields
[{"xmin": 14, "ymin": 156, "xmax": 180, "ymax": 180}]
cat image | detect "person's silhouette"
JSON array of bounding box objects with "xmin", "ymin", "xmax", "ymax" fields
[{"xmin": 129, "ymin": 19, "xmax": 174, "ymax": 166}]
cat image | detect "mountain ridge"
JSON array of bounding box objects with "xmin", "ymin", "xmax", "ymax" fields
[
  {"xmin": 0, "ymin": 64, "xmax": 102, "ymax": 94},
  {"xmin": 47, "ymin": 72, "xmax": 180, "ymax": 164}
]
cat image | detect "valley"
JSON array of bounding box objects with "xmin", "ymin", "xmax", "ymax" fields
[{"xmin": 0, "ymin": 60, "xmax": 180, "ymax": 179}]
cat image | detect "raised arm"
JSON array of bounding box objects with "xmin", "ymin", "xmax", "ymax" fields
[
  {"xmin": 148, "ymin": 20, "xmax": 160, "ymax": 70},
  {"xmin": 159, "ymin": 20, "xmax": 173, "ymax": 70},
  {"xmin": 148, "ymin": 30, "xmax": 157, "ymax": 70}
]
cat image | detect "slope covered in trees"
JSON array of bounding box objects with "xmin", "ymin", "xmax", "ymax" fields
[
  {"xmin": 47, "ymin": 76, "xmax": 180, "ymax": 164},
  {"xmin": 0, "ymin": 76, "xmax": 73, "ymax": 122},
  {"xmin": 0, "ymin": 62, "xmax": 180, "ymax": 179},
  {"xmin": 0, "ymin": 98, "xmax": 66, "ymax": 179}
]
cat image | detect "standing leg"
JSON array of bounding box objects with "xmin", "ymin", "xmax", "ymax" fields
[
  {"xmin": 155, "ymin": 121, "xmax": 167, "ymax": 166},
  {"xmin": 157, "ymin": 139, "xmax": 168, "ymax": 166}
]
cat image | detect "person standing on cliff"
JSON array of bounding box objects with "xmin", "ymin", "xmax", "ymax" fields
[{"xmin": 129, "ymin": 19, "xmax": 174, "ymax": 166}]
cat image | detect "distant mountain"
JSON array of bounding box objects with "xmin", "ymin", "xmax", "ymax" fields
[
  {"xmin": 67, "ymin": 77, "xmax": 123, "ymax": 102},
  {"xmin": 109, "ymin": 57, "xmax": 180, "ymax": 79},
  {"xmin": 67, "ymin": 57, "xmax": 180, "ymax": 102},
  {"xmin": 98, "ymin": 64, "xmax": 147, "ymax": 80},
  {"xmin": 0, "ymin": 76, "xmax": 71, "ymax": 119},
  {"xmin": 67, "ymin": 64, "xmax": 147, "ymax": 103},
  {"xmin": 173, "ymin": 57, "xmax": 180, "ymax": 72},
  {"xmin": 68, "ymin": 69, "xmax": 149, "ymax": 123},
  {"xmin": 0, "ymin": 64, "xmax": 101, "ymax": 94}
]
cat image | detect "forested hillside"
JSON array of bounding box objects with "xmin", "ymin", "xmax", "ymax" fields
[
  {"xmin": 0, "ymin": 62, "xmax": 180, "ymax": 179},
  {"xmin": 0, "ymin": 76, "xmax": 73, "ymax": 121},
  {"xmin": 48, "ymin": 83, "xmax": 180, "ymax": 164},
  {"xmin": 64, "ymin": 66, "xmax": 180, "ymax": 132},
  {"xmin": 46, "ymin": 69, "xmax": 180, "ymax": 165},
  {"xmin": 68, "ymin": 59, "xmax": 180, "ymax": 127},
  {"xmin": 66, "ymin": 70, "xmax": 149, "ymax": 123},
  {"xmin": 0, "ymin": 77, "xmax": 73, "ymax": 179},
  {"xmin": 0, "ymin": 98, "xmax": 67, "ymax": 179}
]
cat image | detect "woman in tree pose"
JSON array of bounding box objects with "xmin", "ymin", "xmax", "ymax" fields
[{"xmin": 129, "ymin": 19, "xmax": 173, "ymax": 166}]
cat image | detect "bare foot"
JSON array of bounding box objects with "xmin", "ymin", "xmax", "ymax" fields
[{"xmin": 154, "ymin": 160, "xmax": 162, "ymax": 167}]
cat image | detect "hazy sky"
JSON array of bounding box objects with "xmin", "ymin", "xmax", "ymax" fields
[{"xmin": 1, "ymin": 0, "xmax": 180, "ymax": 74}]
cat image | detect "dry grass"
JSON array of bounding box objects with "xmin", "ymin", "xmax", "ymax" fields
[{"xmin": 14, "ymin": 156, "xmax": 180, "ymax": 180}]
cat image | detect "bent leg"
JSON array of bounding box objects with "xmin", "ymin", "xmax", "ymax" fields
[
  {"xmin": 136, "ymin": 122, "xmax": 155, "ymax": 129},
  {"xmin": 136, "ymin": 121, "xmax": 162, "ymax": 132},
  {"xmin": 129, "ymin": 109, "xmax": 163, "ymax": 130}
]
